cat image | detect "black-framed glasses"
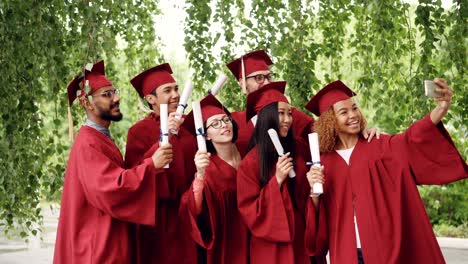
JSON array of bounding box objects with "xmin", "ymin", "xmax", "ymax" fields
[
  {"xmin": 206, "ymin": 116, "xmax": 232, "ymax": 129},
  {"xmin": 246, "ymin": 73, "xmax": 273, "ymax": 84},
  {"xmin": 90, "ymin": 89, "xmax": 120, "ymax": 99}
]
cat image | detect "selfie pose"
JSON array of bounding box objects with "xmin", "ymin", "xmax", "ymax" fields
[{"xmin": 304, "ymin": 79, "xmax": 467, "ymax": 264}]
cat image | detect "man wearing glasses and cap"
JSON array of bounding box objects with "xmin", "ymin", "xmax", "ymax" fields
[
  {"xmin": 226, "ymin": 50, "xmax": 315, "ymax": 156},
  {"xmin": 54, "ymin": 61, "xmax": 173, "ymax": 264},
  {"xmin": 226, "ymin": 50, "xmax": 380, "ymax": 157}
]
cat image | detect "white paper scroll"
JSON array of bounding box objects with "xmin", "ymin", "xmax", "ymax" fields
[
  {"xmin": 267, "ymin": 129, "xmax": 296, "ymax": 178},
  {"xmin": 208, "ymin": 74, "xmax": 228, "ymax": 96},
  {"xmin": 308, "ymin": 133, "xmax": 323, "ymax": 194},
  {"xmin": 171, "ymin": 80, "xmax": 193, "ymax": 135},
  {"xmin": 177, "ymin": 80, "xmax": 193, "ymax": 117},
  {"xmin": 85, "ymin": 63, "xmax": 93, "ymax": 71},
  {"xmin": 192, "ymin": 101, "xmax": 207, "ymax": 152},
  {"xmin": 251, "ymin": 115, "xmax": 258, "ymax": 127},
  {"xmin": 160, "ymin": 104, "xmax": 169, "ymax": 168}
]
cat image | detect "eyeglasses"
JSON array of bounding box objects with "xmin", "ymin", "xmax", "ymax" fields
[
  {"xmin": 246, "ymin": 73, "xmax": 273, "ymax": 84},
  {"xmin": 90, "ymin": 89, "xmax": 120, "ymax": 99},
  {"xmin": 206, "ymin": 116, "xmax": 232, "ymax": 129}
]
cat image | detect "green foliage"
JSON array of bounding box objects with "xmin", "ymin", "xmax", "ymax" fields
[
  {"xmin": 434, "ymin": 222, "xmax": 468, "ymax": 238},
  {"xmin": 183, "ymin": 0, "xmax": 467, "ymax": 229},
  {"xmin": 419, "ymin": 180, "xmax": 468, "ymax": 227},
  {"xmin": 0, "ymin": 0, "xmax": 161, "ymax": 237},
  {"xmin": 0, "ymin": 0, "xmax": 466, "ymax": 237}
]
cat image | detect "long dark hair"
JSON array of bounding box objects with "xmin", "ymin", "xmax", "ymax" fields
[
  {"xmin": 246, "ymin": 102, "xmax": 296, "ymax": 187},
  {"xmin": 205, "ymin": 115, "xmax": 239, "ymax": 154}
]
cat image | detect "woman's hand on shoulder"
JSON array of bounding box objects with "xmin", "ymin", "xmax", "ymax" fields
[{"xmin": 362, "ymin": 127, "xmax": 382, "ymax": 142}]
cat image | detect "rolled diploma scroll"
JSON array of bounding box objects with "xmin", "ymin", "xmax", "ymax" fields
[
  {"xmin": 267, "ymin": 129, "xmax": 296, "ymax": 178},
  {"xmin": 208, "ymin": 74, "xmax": 228, "ymax": 96},
  {"xmin": 308, "ymin": 133, "xmax": 323, "ymax": 194},
  {"xmin": 160, "ymin": 104, "xmax": 169, "ymax": 168},
  {"xmin": 171, "ymin": 80, "xmax": 193, "ymax": 135},
  {"xmin": 85, "ymin": 63, "xmax": 93, "ymax": 71},
  {"xmin": 192, "ymin": 101, "xmax": 207, "ymax": 152}
]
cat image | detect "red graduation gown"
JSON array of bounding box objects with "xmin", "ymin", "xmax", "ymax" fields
[
  {"xmin": 231, "ymin": 108, "xmax": 314, "ymax": 157},
  {"xmin": 305, "ymin": 115, "xmax": 468, "ymax": 264},
  {"xmin": 125, "ymin": 112, "xmax": 198, "ymax": 264},
  {"xmin": 54, "ymin": 126, "xmax": 160, "ymax": 264},
  {"xmin": 237, "ymin": 146, "xmax": 313, "ymax": 264},
  {"xmin": 180, "ymin": 154, "xmax": 249, "ymax": 264}
]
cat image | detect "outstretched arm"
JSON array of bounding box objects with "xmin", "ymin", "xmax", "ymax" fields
[{"xmin": 430, "ymin": 78, "xmax": 452, "ymax": 124}]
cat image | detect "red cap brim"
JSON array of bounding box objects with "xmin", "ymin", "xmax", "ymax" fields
[
  {"xmin": 246, "ymin": 81, "xmax": 288, "ymax": 121},
  {"xmin": 305, "ymin": 80, "xmax": 356, "ymax": 116}
]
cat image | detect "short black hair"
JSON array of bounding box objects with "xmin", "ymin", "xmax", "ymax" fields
[{"xmin": 146, "ymin": 89, "xmax": 158, "ymax": 110}]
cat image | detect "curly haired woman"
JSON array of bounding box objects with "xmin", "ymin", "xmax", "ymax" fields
[{"xmin": 304, "ymin": 80, "xmax": 467, "ymax": 264}]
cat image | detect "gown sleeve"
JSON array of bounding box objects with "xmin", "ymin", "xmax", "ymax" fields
[
  {"xmin": 236, "ymin": 154, "xmax": 295, "ymax": 242},
  {"xmin": 77, "ymin": 144, "xmax": 163, "ymax": 226},
  {"xmin": 304, "ymin": 197, "xmax": 329, "ymax": 257},
  {"xmin": 124, "ymin": 127, "xmax": 148, "ymax": 168},
  {"xmin": 141, "ymin": 131, "xmax": 197, "ymax": 200},
  {"xmin": 387, "ymin": 114, "xmax": 467, "ymax": 185},
  {"xmin": 179, "ymin": 179, "xmax": 216, "ymax": 250}
]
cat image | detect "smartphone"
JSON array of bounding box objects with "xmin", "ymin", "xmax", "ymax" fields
[{"xmin": 424, "ymin": 80, "xmax": 439, "ymax": 98}]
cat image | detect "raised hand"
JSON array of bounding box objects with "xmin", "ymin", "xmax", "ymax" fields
[
  {"xmin": 194, "ymin": 150, "xmax": 211, "ymax": 179},
  {"xmin": 168, "ymin": 112, "xmax": 184, "ymax": 137},
  {"xmin": 433, "ymin": 78, "xmax": 453, "ymax": 110},
  {"xmin": 275, "ymin": 152, "xmax": 293, "ymax": 186},
  {"xmin": 430, "ymin": 78, "xmax": 453, "ymax": 124},
  {"xmin": 151, "ymin": 143, "xmax": 173, "ymax": 169},
  {"xmin": 306, "ymin": 165, "xmax": 325, "ymax": 192}
]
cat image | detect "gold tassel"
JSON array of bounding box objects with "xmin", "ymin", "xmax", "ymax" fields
[
  {"xmin": 68, "ymin": 105, "xmax": 75, "ymax": 143},
  {"xmin": 138, "ymin": 97, "xmax": 154, "ymax": 114},
  {"xmin": 241, "ymin": 57, "xmax": 247, "ymax": 93}
]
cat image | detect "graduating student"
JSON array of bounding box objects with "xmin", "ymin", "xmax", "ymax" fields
[
  {"xmin": 179, "ymin": 94, "xmax": 249, "ymax": 264},
  {"xmin": 225, "ymin": 50, "xmax": 378, "ymax": 157},
  {"xmin": 125, "ymin": 63, "xmax": 198, "ymax": 264},
  {"xmin": 304, "ymin": 80, "xmax": 467, "ymax": 264},
  {"xmin": 54, "ymin": 61, "xmax": 173, "ymax": 264},
  {"xmin": 225, "ymin": 50, "xmax": 314, "ymax": 156},
  {"xmin": 237, "ymin": 81, "xmax": 327, "ymax": 264}
]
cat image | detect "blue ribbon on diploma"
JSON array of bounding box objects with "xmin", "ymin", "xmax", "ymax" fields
[
  {"xmin": 306, "ymin": 161, "xmax": 321, "ymax": 166},
  {"xmin": 159, "ymin": 128, "xmax": 169, "ymax": 142},
  {"xmin": 196, "ymin": 127, "xmax": 205, "ymax": 137},
  {"xmin": 178, "ymin": 103, "xmax": 188, "ymax": 110}
]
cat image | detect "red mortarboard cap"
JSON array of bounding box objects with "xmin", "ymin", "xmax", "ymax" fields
[
  {"xmin": 67, "ymin": 60, "xmax": 113, "ymax": 105},
  {"xmin": 226, "ymin": 50, "xmax": 273, "ymax": 80},
  {"xmin": 305, "ymin": 80, "xmax": 356, "ymax": 116},
  {"xmin": 183, "ymin": 94, "xmax": 231, "ymax": 137},
  {"xmin": 246, "ymin": 81, "xmax": 288, "ymax": 121},
  {"xmin": 130, "ymin": 63, "xmax": 176, "ymax": 97}
]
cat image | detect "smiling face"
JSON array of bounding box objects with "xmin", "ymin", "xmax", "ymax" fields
[
  {"xmin": 205, "ymin": 114, "xmax": 233, "ymax": 144},
  {"xmin": 239, "ymin": 69, "xmax": 272, "ymax": 94},
  {"xmin": 146, "ymin": 82, "xmax": 180, "ymax": 113},
  {"xmin": 277, "ymin": 101, "xmax": 292, "ymax": 137},
  {"xmin": 333, "ymin": 98, "xmax": 362, "ymax": 136},
  {"xmin": 89, "ymin": 85, "xmax": 123, "ymax": 122}
]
